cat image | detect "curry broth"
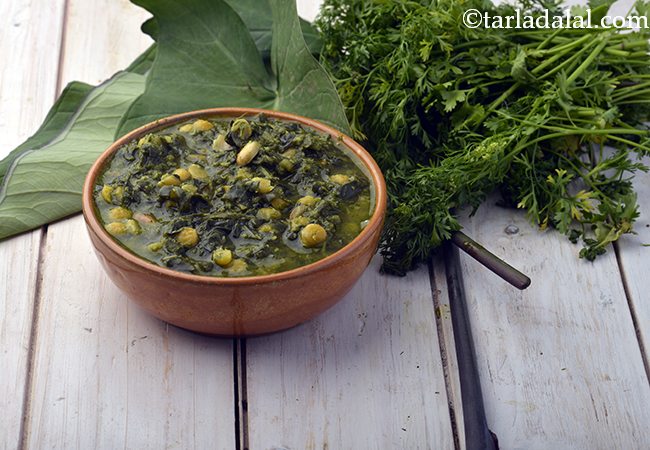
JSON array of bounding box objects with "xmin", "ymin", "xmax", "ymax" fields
[{"xmin": 94, "ymin": 115, "xmax": 372, "ymax": 277}]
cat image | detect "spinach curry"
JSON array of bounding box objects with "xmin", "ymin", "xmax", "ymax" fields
[{"xmin": 94, "ymin": 115, "xmax": 372, "ymax": 277}]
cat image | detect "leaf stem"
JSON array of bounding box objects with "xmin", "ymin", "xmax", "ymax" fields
[
  {"xmin": 451, "ymin": 231, "xmax": 531, "ymax": 290},
  {"xmin": 566, "ymin": 37, "xmax": 609, "ymax": 85},
  {"xmin": 538, "ymin": 39, "xmax": 598, "ymax": 80},
  {"xmin": 612, "ymin": 88, "xmax": 650, "ymax": 101},
  {"xmin": 606, "ymin": 135, "xmax": 650, "ymax": 154}
]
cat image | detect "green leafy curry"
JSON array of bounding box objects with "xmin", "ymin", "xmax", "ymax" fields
[{"xmin": 94, "ymin": 115, "xmax": 372, "ymax": 277}]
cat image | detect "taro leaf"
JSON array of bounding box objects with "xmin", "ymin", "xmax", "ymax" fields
[
  {"xmin": 140, "ymin": 0, "xmax": 321, "ymax": 57},
  {"xmin": 0, "ymin": 45, "xmax": 155, "ymax": 239},
  {"xmin": 117, "ymin": 0, "xmax": 349, "ymax": 136},
  {"xmin": 117, "ymin": 0, "xmax": 273, "ymax": 135},
  {"xmin": 0, "ymin": 81, "xmax": 93, "ymax": 188},
  {"xmin": 0, "ymin": 44, "xmax": 154, "ymax": 189},
  {"xmin": 269, "ymin": 0, "xmax": 349, "ymax": 132},
  {"xmin": 225, "ymin": 0, "xmax": 321, "ymax": 57},
  {"xmin": 0, "ymin": 71, "xmax": 146, "ymax": 239},
  {"xmin": 125, "ymin": 44, "xmax": 157, "ymax": 75},
  {"xmin": 140, "ymin": 18, "xmax": 158, "ymax": 40}
]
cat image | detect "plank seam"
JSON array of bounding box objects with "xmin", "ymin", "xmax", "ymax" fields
[
  {"xmin": 240, "ymin": 340, "xmax": 250, "ymax": 450},
  {"xmin": 428, "ymin": 258, "xmax": 461, "ymax": 450},
  {"xmin": 234, "ymin": 340, "xmax": 241, "ymax": 450},
  {"xmin": 17, "ymin": 226, "xmax": 49, "ymax": 450},
  {"xmin": 234, "ymin": 339, "xmax": 250, "ymax": 450},
  {"xmin": 54, "ymin": 0, "xmax": 71, "ymax": 94},
  {"xmin": 18, "ymin": 0, "xmax": 69, "ymax": 444},
  {"xmin": 613, "ymin": 242, "xmax": 650, "ymax": 383}
]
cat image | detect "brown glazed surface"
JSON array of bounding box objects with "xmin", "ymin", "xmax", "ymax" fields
[{"xmin": 82, "ymin": 108, "xmax": 387, "ymax": 336}]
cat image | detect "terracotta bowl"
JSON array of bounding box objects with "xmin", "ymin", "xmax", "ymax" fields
[{"xmin": 82, "ymin": 108, "xmax": 387, "ymax": 336}]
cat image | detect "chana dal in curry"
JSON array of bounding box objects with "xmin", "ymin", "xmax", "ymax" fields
[{"xmin": 94, "ymin": 116, "xmax": 372, "ymax": 277}]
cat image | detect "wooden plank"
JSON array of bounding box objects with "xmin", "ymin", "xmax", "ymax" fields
[
  {"xmin": 245, "ymin": 6, "xmax": 454, "ymax": 447},
  {"xmin": 0, "ymin": 231, "xmax": 41, "ymax": 449},
  {"xmin": 26, "ymin": 219, "xmax": 236, "ymax": 449},
  {"xmin": 616, "ymin": 158, "xmax": 650, "ymax": 362},
  {"xmin": 245, "ymin": 257, "xmax": 455, "ymax": 449},
  {"xmin": 0, "ymin": 0, "xmax": 65, "ymax": 155},
  {"xmin": 23, "ymin": 1, "xmax": 236, "ymax": 448},
  {"xmin": 458, "ymin": 202, "xmax": 650, "ymax": 449},
  {"xmin": 0, "ymin": 0, "xmax": 66, "ymax": 447},
  {"xmin": 56, "ymin": 0, "xmax": 151, "ymax": 86}
]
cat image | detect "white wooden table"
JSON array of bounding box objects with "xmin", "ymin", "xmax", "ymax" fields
[{"xmin": 1, "ymin": 1, "xmax": 649, "ymax": 449}]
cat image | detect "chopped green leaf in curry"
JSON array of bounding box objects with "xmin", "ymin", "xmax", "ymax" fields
[{"xmin": 94, "ymin": 115, "xmax": 372, "ymax": 277}]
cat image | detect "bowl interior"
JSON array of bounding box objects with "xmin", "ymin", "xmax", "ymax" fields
[{"xmin": 82, "ymin": 107, "xmax": 387, "ymax": 284}]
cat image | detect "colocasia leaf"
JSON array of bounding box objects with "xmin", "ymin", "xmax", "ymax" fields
[
  {"xmin": 226, "ymin": 0, "xmax": 321, "ymax": 58},
  {"xmin": 140, "ymin": 0, "xmax": 321, "ymax": 58},
  {"xmin": 117, "ymin": 0, "xmax": 350, "ymax": 136},
  {"xmin": 268, "ymin": 0, "xmax": 349, "ymax": 132},
  {"xmin": 0, "ymin": 71, "xmax": 147, "ymax": 239},
  {"xmin": 0, "ymin": 46, "xmax": 156, "ymax": 239},
  {"xmin": 0, "ymin": 81, "xmax": 94, "ymax": 188},
  {"xmin": 0, "ymin": 1, "xmax": 333, "ymax": 240}
]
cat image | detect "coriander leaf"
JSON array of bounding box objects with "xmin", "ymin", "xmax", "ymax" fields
[
  {"xmin": 440, "ymin": 90, "xmax": 468, "ymax": 112},
  {"xmin": 0, "ymin": 71, "xmax": 146, "ymax": 239},
  {"xmin": 118, "ymin": 0, "xmax": 349, "ymax": 137},
  {"xmin": 320, "ymin": 0, "xmax": 650, "ymax": 273},
  {"xmin": 510, "ymin": 49, "xmax": 536, "ymax": 84}
]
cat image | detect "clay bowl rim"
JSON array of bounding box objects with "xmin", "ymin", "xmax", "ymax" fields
[{"xmin": 82, "ymin": 107, "xmax": 387, "ymax": 286}]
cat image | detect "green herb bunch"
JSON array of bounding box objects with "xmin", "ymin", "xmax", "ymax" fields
[{"xmin": 318, "ymin": 0, "xmax": 650, "ymax": 274}]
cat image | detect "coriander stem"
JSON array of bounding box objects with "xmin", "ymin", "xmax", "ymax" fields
[
  {"xmin": 613, "ymin": 81, "xmax": 650, "ymax": 93},
  {"xmin": 538, "ymin": 39, "xmax": 598, "ymax": 80},
  {"xmin": 616, "ymin": 74, "xmax": 650, "ymax": 80},
  {"xmin": 513, "ymin": 130, "xmax": 610, "ymax": 153},
  {"xmin": 615, "ymin": 39, "xmax": 649, "ymax": 49},
  {"xmin": 535, "ymin": 27, "xmax": 565, "ymax": 51},
  {"xmin": 612, "ymin": 88, "xmax": 650, "ymax": 101},
  {"xmin": 613, "ymin": 100, "xmax": 650, "ymax": 105},
  {"xmin": 531, "ymin": 49, "xmax": 570, "ymax": 75},
  {"xmin": 606, "ymin": 135, "xmax": 650, "ymax": 154},
  {"xmin": 531, "ymin": 34, "xmax": 592, "ymax": 75},
  {"xmin": 566, "ymin": 37, "xmax": 609, "ymax": 85},
  {"xmin": 627, "ymin": 51, "xmax": 649, "ymax": 59},
  {"xmin": 600, "ymin": 59, "xmax": 650, "ymax": 66},
  {"xmin": 604, "ymin": 48, "xmax": 631, "ymax": 57},
  {"xmin": 613, "ymin": 119, "xmax": 645, "ymax": 131},
  {"xmin": 458, "ymin": 83, "xmax": 520, "ymax": 130},
  {"xmin": 452, "ymin": 39, "xmax": 496, "ymax": 51},
  {"xmin": 542, "ymin": 34, "xmax": 592, "ymax": 56},
  {"xmin": 486, "ymin": 83, "xmax": 520, "ymax": 114},
  {"xmin": 496, "ymin": 111, "xmax": 649, "ymax": 136},
  {"xmin": 550, "ymin": 151, "xmax": 604, "ymax": 193}
]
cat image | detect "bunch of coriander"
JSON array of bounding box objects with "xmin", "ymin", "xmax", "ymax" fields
[{"xmin": 317, "ymin": 0, "xmax": 650, "ymax": 274}]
